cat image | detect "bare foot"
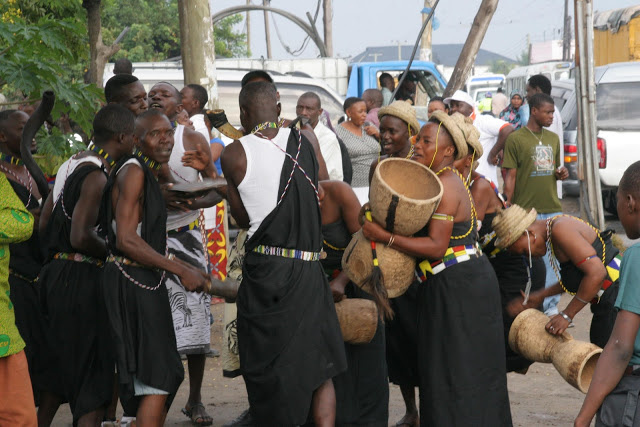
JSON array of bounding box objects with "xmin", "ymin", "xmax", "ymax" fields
[{"xmin": 395, "ymin": 411, "xmax": 419, "ymax": 427}]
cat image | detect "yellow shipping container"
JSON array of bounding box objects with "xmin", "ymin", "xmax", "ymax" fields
[{"xmin": 594, "ymin": 7, "xmax": 640, "ymax": 67}]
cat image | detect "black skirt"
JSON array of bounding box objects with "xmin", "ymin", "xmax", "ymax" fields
[
  {"xmin": 385, "ymin": 281, "xmax": 419, "ymax": 388},
  {"xmin": 39, "ymin": 259, "xmax": 113, "ymax": 422},
  {"xmin": 418, "ymin": 255, "xmax": 512, "ymax": 427}
]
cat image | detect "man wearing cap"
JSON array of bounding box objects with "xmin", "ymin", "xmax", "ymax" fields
[{"xmin": 446, "ymin": 90, "xmax": 514, "ymax": 185}]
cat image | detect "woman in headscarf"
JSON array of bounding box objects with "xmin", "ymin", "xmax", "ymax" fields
[
  {"xmin": 493, "ymin": 205, "xmax": 621, "ymax": 348},
  {"xmin": 499, "ymin": 90, "xmax": 524, "ymax": 129},
  {"xmin": 454, "ymin": 146, "xmax": 546, "ymax": 373},
  {"xmin": 363, "ymin": 112, "xmax": 512, "ymax": 426},
  {"xmin": 366, "ymin": 100, "xmax": 421, "ymax": 427}
]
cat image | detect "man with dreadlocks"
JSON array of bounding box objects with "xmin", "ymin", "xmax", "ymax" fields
[{"xmin": 221, "ymin": 80, "xmax": 346, "ymax": 426}]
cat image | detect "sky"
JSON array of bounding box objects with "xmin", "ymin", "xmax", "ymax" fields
[{"xmin": 209, "ymin": 0, "xmax": 640, "ymax": 61}]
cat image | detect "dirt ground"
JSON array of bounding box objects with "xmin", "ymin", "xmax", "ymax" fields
[
  {"xmin": 50, "ymin": 294, "xmax": 592, "ymax": 427},
  {"xmin": 51, "ymin": 195, "xmax": 633, "ymax": 426}
]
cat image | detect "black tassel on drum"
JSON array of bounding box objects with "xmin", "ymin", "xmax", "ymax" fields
[{"xmin": 364, "ymin": 209, "xmax": 393, "ymax": 320}]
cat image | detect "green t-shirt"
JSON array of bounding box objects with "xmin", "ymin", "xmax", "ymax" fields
[
  {"xmin": 615, "ymin": 244, "xmax": 640, "ymax": 365},
  {"xmin": 502, "ymin": 127, "xmax": 562, "ymax": 213},
  {"xmin": 0, "ymin": 172, "xmax": 34, "ymax": 358}
]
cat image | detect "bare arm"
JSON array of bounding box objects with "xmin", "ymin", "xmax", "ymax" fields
[
  {"xmin": 183, "ymin": 128, "xmax": 217, "ymax": 179},
  {"xmin": 488, "ymin": 125, "xmax": 515, "ymax": 165},
  {"xmin": 69, "ymin": 170, "xmax": 108, "ymax": 259},
  {"xmin": 503, "ymin": 168, "xmax": 517, "ymax": 205},
  {"xmin": 220, "ymin": 141, "xmax": 250, "ymax": 229},
  {"xmin": 114, "ymin": 165, "xmax": 207, "ymax": 291},
  {"xmin": 575, "ymin": 310, "xmax": 640, "ymax": 427},
  {"xmin": 362, "ymin": 174, "xmax": 461, "ymax": 259},
  {"xmin": 39, "ymin": 192, "xmax": 54, "ymax": 235}
]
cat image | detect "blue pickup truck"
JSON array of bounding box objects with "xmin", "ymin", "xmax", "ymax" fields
[{"xmin": 346, "ymin": 61, "xmax": 448, "ymax": 122}]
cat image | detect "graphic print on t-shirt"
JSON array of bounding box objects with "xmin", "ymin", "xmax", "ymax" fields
[{"xmin": 530, "ymin": 145, "xmax": 554, "ymax": 177}]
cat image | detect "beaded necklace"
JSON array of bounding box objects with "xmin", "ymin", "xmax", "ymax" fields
[
  {"xmin": 545, "ymin": 214, "xmax": 606, "ymax": 295},
  {"xmin": 323, "ymin": 239, "xmax": 346, "ymax": 251},
  {"xmin": 87, "ymin": 143, "xmax": 115, "ymax": 168},
  {"xmin": 251, "ymin": 121, "xmax": 280, "ymax": 134},
  {"xmin": 0, "ymin": 153, "xmax": 23, "ymax": 165},
  {"xmin": 0, "ymin": 162, "xmax": 32, "ymax": 207},
  {"xmin": 436, "ymin": 166, "xmax": 477, "ymax": 239},
  {"xmin": 134, "ymin": 148, "xmax": 162, "ymax": 171}
]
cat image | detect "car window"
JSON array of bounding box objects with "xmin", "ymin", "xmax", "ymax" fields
[
  {"xmin": 596, "ymin": 82, "xmax": 640, "ymax": 124},
  {"xmin": 560, "ymin": 91, "xmax": 577, "ymax": 131},
  {"xmin": 217, "ymin": 81, "xmax": 344, "ymax": 128}
]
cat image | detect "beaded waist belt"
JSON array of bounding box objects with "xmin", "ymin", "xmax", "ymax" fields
[
  {"xmin": 168, "ymin": 218, "xmax": 200, "ymax": 235},
  {"xmin": 53, "ymin": 252, "xmax": 104, "ymax": 267},
  {"xmin": 479, "ymin": 231, "xmax": 501, "ymax": 258},
  {"xmin": 416, "ymin": 243, "xmax": 482, "ymax": 282},
  {"xmin": 252, "ymin": 245, "xmax": 324, "ymax": 262},
  {"xmin": 596, "ymin": 253, "xmax": 623, "ymax": 299},
  {"xmin": 9, "ymin": 269, "xmax": 37, "ymax": 284},
  {"xmin": 106, "ymin": 255, "xmax": 147, "ymax": 269}
]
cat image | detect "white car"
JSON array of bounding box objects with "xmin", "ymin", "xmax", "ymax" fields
[
  {"xmin": 553, "ymin": 63, "xmax": 640, "ymax": 213},
  {"xmin": 104, "ymin": 62, "xmax": 346, "ymax": 138}
]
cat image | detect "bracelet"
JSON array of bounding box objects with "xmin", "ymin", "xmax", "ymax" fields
[
  {"xmin": 574, "ymin": 295, "xmax": 590, "ymax": 305},
  {"xmin": 167, "ymin": 253, "xmax": 176, "ymax": 261},
  {"xmin": 559, "ymin": 311, "xmax": 573, "ymax": 324},
  {"xmin": 388, "ymin": 233, "xmax": 395, "ymax": 247}
]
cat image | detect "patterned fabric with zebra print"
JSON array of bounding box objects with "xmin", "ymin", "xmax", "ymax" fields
[{"xmin": 165, "ymin": 228, "xmax": 211, "ymax": 354}]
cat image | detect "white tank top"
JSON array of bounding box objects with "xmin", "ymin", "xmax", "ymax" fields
[
  {"xmin": 166, "ymin": 124, "xmax": 200, "ymax": 231},
  {"xmin": 237, "ymin": 128, "xmax": 290, "ymax": 238}
]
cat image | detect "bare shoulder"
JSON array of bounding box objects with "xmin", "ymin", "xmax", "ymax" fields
[{"xmin": 183, "ymin": 126, "xmax": 209, "ymax": 150}]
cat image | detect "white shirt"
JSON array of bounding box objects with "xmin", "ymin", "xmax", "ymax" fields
[
  {"xmin": 237, "ymin": 129, "xmax": 289, "ymax": 237},
  {"xmin": 546, "ymin": 106, "xmax": 564, "ymax": 198},
  {"xmin": 473, "ymin": 113, "xmax": 510, "ymax": 184},
  {"xmin": 314, "ymin": 121, "xmax": 343, "ymax": 181},
  {"xmin": 191, "ymin": 113, "xmax": 210, "ymax": 142}
]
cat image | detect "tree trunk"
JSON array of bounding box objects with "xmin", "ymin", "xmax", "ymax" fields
[
  {"xmin": 443, "ymin": 0, "xmax": 499, "ymax": 97},
  {"xmin": 83, "ymin": 0, "xmax": 120, "ymax": 87},
  {"xmin": 177, "ymin": 0, "xmax": 219, "ymax": 110}
]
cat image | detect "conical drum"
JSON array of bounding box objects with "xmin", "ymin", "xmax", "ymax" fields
[
  {"xmin": 508, "ymin": 309, "xmax": 602, "ymax": 393},
  {"xmin": 370, "ymin": 158, "xmax": 443, "ymax": 236},
  {"xmin": 334, "ymin": 298, "xmax": 378, "ymax": 344},
  {"xmin": 342, "ymin": 230, "xmax": 416, "ymax": 298}
]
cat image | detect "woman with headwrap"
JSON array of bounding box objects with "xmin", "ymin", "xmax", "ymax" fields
[
  {"xmin": 494, "ymin": 205, "xmax": 621, "ymax": 348},
  {"xmin": 499, "ymin": 90, "xmax": 524, "ymax": 130},
  {"xmin": 363, "ymin": 112, "xmax": 512, "ymax": 426}
]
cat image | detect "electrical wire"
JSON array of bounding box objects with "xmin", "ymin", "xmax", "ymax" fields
[{"xmin": 270, "ymin": 0, "xmax": 321, "ymax": 56}]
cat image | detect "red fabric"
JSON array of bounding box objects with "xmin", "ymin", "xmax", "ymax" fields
[{"xmin": 206, "ymin": 202, "xmax": 227, "ymax": 281}]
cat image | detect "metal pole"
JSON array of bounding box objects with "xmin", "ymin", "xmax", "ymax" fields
[
  {"xmin": 574, "ymin": 0, "xmax": 604, "ymax": 228},
  {"xmin": 246, "ymin": 0, "xmax": 251, "ymax": 56},
  {"xmin": 391, "ymin": 0, "xmax": 440, "ymax": 101},
  {"xmin": 323, "ymin": 0, "xmax": 333, "ymax": 57},
  {"xmin": 263, "ymin": 0, "xmax": 272, "ymax": 59},
  {"xmin": 420, "ymin": 0, "xmax": 434, "ymax": 61}
]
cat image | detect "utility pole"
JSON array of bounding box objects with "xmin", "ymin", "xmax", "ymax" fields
[
  {"xmin": 177, "ymin": 0, "xmax": 218, "ymax": 108},
  {"xmin": 562, "ymin": 0, "xmax": 571, "ymax": 60},
  {"xmin": 574, "ymin": 0, "xmax": 605, "ymax": 229},
  {"xmin": 420, "ymin": 0, "xmax": 434, "ymax": 61},
  {"xmin": 444, "ymin": 0, "xmax": 499, "ymax": 96},
  {"xmin": 263, "ymin": 0, "xmax": 272, "ymax": 59},
  {"xmin": 323, "ymin": 0, "xmax": 333, "ymax": 57},
  {"xmin": 246, "ymin": 0, "xmax": 251, "ymax": 56}
]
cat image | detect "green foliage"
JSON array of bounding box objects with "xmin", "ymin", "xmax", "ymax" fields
[
  {"xmin": 101, "ymin": 0, "xmax": 247, "ymax": 62},
  {"xmin": 214, "ymin": 14, "xmax": 248, "ymax": 58},
  {"xmin": 0, "ymin": 13, "xmax": 102, "ymax": 174},
  {"xmin": 489, "ymin": 59, "xmax": 516, "ymax": 75},
  {"xmin": 517, "ymin": 49, "xmax": 530, "ymax": 66}
]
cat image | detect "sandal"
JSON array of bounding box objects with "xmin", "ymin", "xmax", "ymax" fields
[{"xmin": 182, "ymin": 402, "xmax": 213, "ymax": 426}]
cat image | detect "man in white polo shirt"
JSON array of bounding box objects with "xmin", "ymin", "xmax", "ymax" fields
[{"xmin": 445, "ymin": 90, "xmax": 515, "ymax": 185}]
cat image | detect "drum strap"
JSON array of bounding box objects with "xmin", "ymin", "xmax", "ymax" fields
[{"xmin": 385, "ymin": 195, "xmax": 400, "ymax": 233}]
